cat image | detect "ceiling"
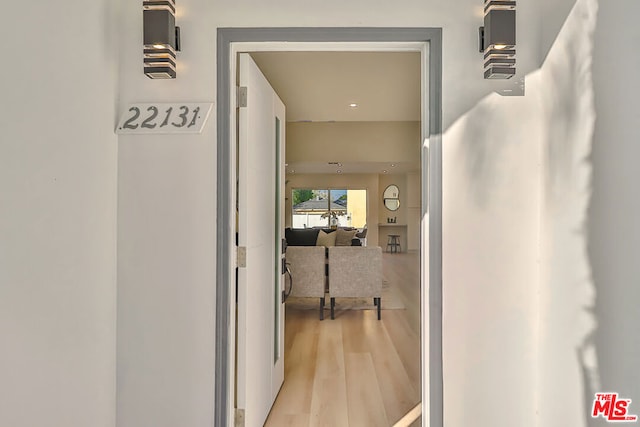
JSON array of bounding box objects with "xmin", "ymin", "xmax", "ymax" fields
[
  {"xmin": 250, "ymin": 51, "xmax": 422, "ymax": 174},
  {"xmin": 250, "ymin": 51, "xmax": 421, "ymax": 123}
]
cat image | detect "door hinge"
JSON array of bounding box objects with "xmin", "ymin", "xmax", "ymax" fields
[
  {"xmin": 234, "ymin": 408, "xmax": 245, "ymax": 427},
  {"xmin": 237, "ymin": 86, "xmax": 247, "ymax": 108},
  {"xmin": 237, "ymin": 246, "xmax": 247, "ymax": 268}
]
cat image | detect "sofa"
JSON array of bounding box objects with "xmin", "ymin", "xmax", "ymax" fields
[
  {"xmin": 284, "ymin": 227, "xmax": 362, "ymax": 247},
  {"xmin": 285, "ymin": 228, "xmax": 382, "ymax": 320},
  {"xmin": 285, "ymin": 246, "xmax": 327, "ymax": 319},
  {"xmin": 328, "ymin": 246, "xmax": 382, "ymax": 320}
]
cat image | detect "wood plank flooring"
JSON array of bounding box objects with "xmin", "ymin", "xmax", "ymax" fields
[{"xmin": 265, "ymin": 252, "xmax": 421, "ymax": 427}]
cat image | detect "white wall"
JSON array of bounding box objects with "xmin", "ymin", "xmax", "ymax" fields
[
  {"xmin": 0, "ymin": 2, "xmax": 118, "ymax": 427},
  {"xmin": 442, "ymin": 91, "xmax": 542, "ymax": 427},
  {"xmin": 538, "ymin": 0, "xmax": 580, "ymax": 62},
  {"xmin": 406, "ymin": 172, "xmax": 422, "ymax": 251},
  {"xmin": 537, "ymin": 0, "xmax": 599, "ymax": 425},
  {"xmin": 535, "ymin": 1, "xmax": 640, "ymax": 425},
  {"xmin": 4, "ymin": 0, "xmax": 637, "ymax": 426},
  {"xmin": 7, "ymin": 1, "xmax": 634, "ymax": 426},
  {"xmin": 443, "ymin": 1, "xmax": 620, "ymax": 426},
  {"xmin": 5, "ymin": 0, "xmax": 637, "ymax": 426},
  {"xmin": 116, "ymin": 1, "xmax": 217, "ymax": 425},
  {"xmin": 287, "ymin": 121, "xmax": 421, "ymax": 164},
  {"xmin": 587, "ymin": 1, "xmax": 640, "ymax": 425},
  {"xmin": 114, "ymin": 1, "xmax": 546, "ymax": 426},
  {"xmin": 1, "ymin": 0, "xmax": 604, "ymax": 426}
]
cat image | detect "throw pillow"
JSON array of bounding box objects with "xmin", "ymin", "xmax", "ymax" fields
[
  {"xmin": 335, "ymin": 229, "xmax": 357, "ymax": 246},
  {"xmin": 316, "ymin": 230, "xmax": 336, "ymax": 247}
]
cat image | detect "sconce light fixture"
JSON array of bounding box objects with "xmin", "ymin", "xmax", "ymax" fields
[
  {"xmin": 143, "ymin": 0, "xmax": 181, "ymax": 79},
  {"xmin": 479, "ymin": 0, "xmax": 516, "ymax": 79}
]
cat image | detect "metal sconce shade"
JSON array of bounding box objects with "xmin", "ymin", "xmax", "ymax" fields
[
  {"xmin": 143, "ymin": 0, "xmax": 180, "ymax": 79},
  {"xmin": 484, "ymin": 66, "xmax": 516, "ymax": 79},
  {"xmin": 144, "ymin": 10, "xmax": 176, "ymax": 48},
  {"xmin": 480, "ymin": 0, "xmax": 516, "ymax": 79},
  {"xmin": 483, "ymin": 48, "xmax": 515, "ymax": 79},
  {"xmin": 484, "ymin": 9, "xmax": 516, "ymax": 49},
  {"xmin": 143, "ymin": 0, "xmax": 176, "ymax": 13}
]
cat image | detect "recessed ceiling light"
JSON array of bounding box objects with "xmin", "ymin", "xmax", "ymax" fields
[
  {"xmin": 338, "ymin": 163, "xmax": 342, "ymax": 167},
  {"xmin": 349, "ymin": 103, "xmax": 358, "ymax": 108},
  {"xmin": 391, "ymin": 163, "xmax": 396, "ymax": 167},
  {"xmin": 382, "ymin": 170, "xmax": 388, "ymax": 174},
  {"xmin": 337, "ymin": 170, "xmax": 342, "ymax": 174}
]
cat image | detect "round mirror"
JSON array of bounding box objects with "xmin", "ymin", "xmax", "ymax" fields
[
  {"xmin": 383, "ymin": 184, "xmax": 399, "ymax": 199},
  {"xmin": 384, "ymin": 198, "xmax": 400, "ymax": 211},
  {"xmin": 383, "ymin": 184, "xmax": 400, "ymax": 211}
]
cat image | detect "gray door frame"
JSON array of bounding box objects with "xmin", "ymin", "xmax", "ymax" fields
[{"xmin": 216, "ymin": 27, "xmax": 442, "ymax": 427}]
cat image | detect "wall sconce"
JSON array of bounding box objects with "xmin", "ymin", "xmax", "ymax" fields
[
  {"xmin": 143, "ymin": 0, "xmax": 181, "ymax": 79},
  {"xmin": 479, "ymin": 0, "xmax": 516, "ymax": 79}
]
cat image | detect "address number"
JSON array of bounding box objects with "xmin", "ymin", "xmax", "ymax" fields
[{"xmin": 116, "ymin": 103, "xmax": 213, "ymax": 134}]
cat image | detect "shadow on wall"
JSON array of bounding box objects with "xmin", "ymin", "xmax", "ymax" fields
[
  {"xmin": 442, "ymin": 0, "xmax": 600, "ymax": 426},
  {"xmin": 537, "ymin": 1, "xmax": 600, "ymax": 427},
  {"xmin": 586, "ymin": 1, "xmax": 640, "ymax": 426}
]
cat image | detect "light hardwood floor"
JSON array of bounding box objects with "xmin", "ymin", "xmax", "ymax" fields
[{"xmin": 265, "ymin": 252, "xmax": 421, "ymax": 427}]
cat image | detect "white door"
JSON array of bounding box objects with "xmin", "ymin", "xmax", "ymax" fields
[{"xmin": 236, "ymin": 53, "xmax": 286, "ymax": 427}]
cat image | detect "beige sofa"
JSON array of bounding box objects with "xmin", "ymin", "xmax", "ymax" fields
[
  {"xmin": 285, "ymin": 246, "xmax": 327, "ymax": 319},
  {"xmin": 285, "ymin": 245, "xmax": 382, "ymax": 320},
  {"xmin": 328, "ymin": 246, "xmax": 382, "ymax": 320}
]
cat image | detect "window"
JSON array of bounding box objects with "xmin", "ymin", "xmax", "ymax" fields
[{"xmin": 291, "ymin": 189, "xmax": 367, "ymax": 228}]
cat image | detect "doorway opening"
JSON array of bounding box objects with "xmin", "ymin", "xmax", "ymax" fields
[
  {"xmin": 216, "ymin": 28, "xmax": 443, "ymax": 427},
  {"xmin": 253, "ymin": 49, "xmax": 422, "ymax": 426}
]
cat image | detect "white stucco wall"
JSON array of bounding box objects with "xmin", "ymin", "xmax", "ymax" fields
[
  {"xmin": 286, "ymin": 121, "xmax": 421, "ymax": 165},
  {"xmin": 588, "ymin": 1, "xmax": 640, "ymax": 425},
  {"xmin": 443, "ymin": 1, "xmax": 602, "ymax": 426},
  {"xmin": 6, "ymin": 0, "xmax": 638, "ymax": 426},
  {"xmin": 536, "ymin": 1, "xmax": 640, "ymax": 425},
  {"xmin": 115, "ymin": 1, "xmax": 544, "ymax": 426},
  {"xmin": 537, "ymin": 0, "xmax": 599, "ymax": 425},
  {"xmin": 442, "ymin": 89, "xmax": 542, "ymax": 427},
  {"xmin": 0, "ymin": 2, "xmax": 118, "ymax": 427},
  {"xmin": 539, "ymin": 0, "xmax": 579, "ymax": 62}
]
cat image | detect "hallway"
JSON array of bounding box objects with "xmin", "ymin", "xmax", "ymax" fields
[{"xmin": 265, "ymin": 253, "xmax": 421, "ymax": 426}]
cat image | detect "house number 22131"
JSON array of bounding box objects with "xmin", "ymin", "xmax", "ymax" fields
[{"xmin": 116, "ymin": 103, "xmax": 213, "ymax": 134}]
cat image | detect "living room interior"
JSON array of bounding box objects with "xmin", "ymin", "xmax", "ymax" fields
[
  {"xmin": 249, "ymin": 51, "xmax": 424, "ymax": 426},
  {"xmin": 251, "ymin": 51, "xmax": 423, "ymax": 251}
]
